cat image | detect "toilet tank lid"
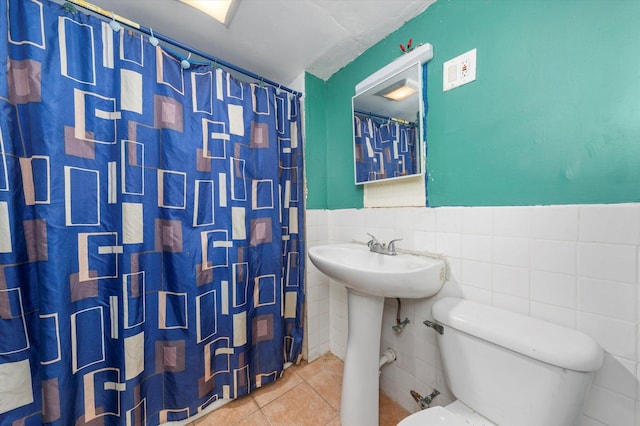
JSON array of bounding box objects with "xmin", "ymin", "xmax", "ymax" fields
[{"xmin": 432, "ymin": 297, "xmax": 603, "ymax": 372}]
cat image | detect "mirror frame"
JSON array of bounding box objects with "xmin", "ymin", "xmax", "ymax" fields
[
  {"xmin": 351, "ymin": 43, "xmax": 433, "ymax": 186},
  {"xmin": 352, "ymin": 62, "xmax": 424, "ymax": 185}
]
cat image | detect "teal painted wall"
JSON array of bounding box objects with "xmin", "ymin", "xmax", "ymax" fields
[
  {"xmin": 305, "ymin": 0, "xmax": 640, "ymax": 208},
  {"xmin": 304, "ymin": 73, "xmax": 330, "ymax": 209}
]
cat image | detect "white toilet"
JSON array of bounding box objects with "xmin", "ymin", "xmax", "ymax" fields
[{"xmin": 399, "ymin": 297, "xmax": 604, "ymax": 426}]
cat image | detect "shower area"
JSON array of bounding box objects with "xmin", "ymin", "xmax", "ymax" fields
[{"xmin": 0, "ymin": 0, "xmax": 305, "ymax": 424}]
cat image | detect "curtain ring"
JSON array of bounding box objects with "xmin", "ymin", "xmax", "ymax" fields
[
  {"xmin": 149, "ymin": 28, "xmax": 159, "ymax": 46},
  {"xmin": 181, "ymin": 52, "xmax": 192, "ymax": 69},
  {"xmin": 109, "ymin": 11, "xmax": 121, "ymax": 32}
]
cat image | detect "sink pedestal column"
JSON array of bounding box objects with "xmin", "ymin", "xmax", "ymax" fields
[{"xmin": 340, "ymin": 290, "xmax": 385, "ymax": 426}]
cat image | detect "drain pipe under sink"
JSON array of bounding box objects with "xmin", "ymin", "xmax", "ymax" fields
[{"xmin": 379, "ymin": 348, "xmax": 397, "ymax": 372}]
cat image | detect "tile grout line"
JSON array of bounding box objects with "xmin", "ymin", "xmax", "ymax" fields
[
  {"xmin": 298, "ymin": 368, "xmax": 340, "ymax": 417},
  {"xmin": 258, "ymin": 371, "xmax": 338, "ymax": 425}
]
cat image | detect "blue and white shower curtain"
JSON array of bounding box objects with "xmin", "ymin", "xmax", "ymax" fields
[
  {"xmin": 353, "ymin": 114, "xmax": 417, "ymax": 183},
  {"xmin": 0, "ymin": 0, "xmax": 305, "ymax": 424}
]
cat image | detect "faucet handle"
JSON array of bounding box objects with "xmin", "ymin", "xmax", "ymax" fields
[
  {"xmin": 366, "ymin": 233, "xmax": 380, "ymax": 247},
  {"xmin": 387, "ymin": 238, "xmax": 403, "ymax": 253}
]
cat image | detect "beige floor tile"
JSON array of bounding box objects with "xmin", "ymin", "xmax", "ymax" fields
[
  {"xmin": 305, "ymin": 369, "xmax": 342, "ymax": 410},
  {"xmin": 297, "ymin": 353, "xmax": 344, "ymax": 381},
  {"xmin": 262, "ymin": 382, "xmax": 337, "ymax": 426},
  {"xmin": 324, "ymin": 415, "xmax": 341, "ymax": 426},
  {"xmin": 234, "ymin": 410, "xmax": 271, "ymax": 426},
  {"xmin": 252, "ymin": 368, "xmax": 304, "ymax": 408},
  {"xmin": 320, "ymin": 355, "xmax": 343, "ymax": 380},
  {"xmin": 191, "ymin": 352, "xmax": 411, "ymax": 426},
  {"xmin": 194, "ymin": 397, "xmax": 259, "ymax": 425},
  {"xmin": 379, "ymin": 391, "xmax": 410, "ymax": 426}
]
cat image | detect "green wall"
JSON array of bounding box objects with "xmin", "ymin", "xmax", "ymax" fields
[
  {"xmin": 305, "ymin": 0, "xmax": 640, "ymax": 209},
  {"xmin": 304, "ymin": 73, "xmax": 330, "ymax": 210}
]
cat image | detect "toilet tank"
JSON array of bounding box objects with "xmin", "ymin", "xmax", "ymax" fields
[{"xmin": 432, "ymin": 297, "xmax": 603, "ymax": 426}]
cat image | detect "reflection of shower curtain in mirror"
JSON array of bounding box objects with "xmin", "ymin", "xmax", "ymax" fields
[
  {"xmin": 0, "ymin": 0, "xmax": 305, "ymax": 424},
  {"xmin": 353, "ymin": 114, "xmax": 417, "ymax": 183}
]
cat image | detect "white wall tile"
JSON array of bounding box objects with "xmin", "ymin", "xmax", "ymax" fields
[
  {"xmin": 397, "ymin": 367, "xmax": 423, "ymax": 412},
  {"xmin": 307, "ymin": 343, "xmax": 329, "ymax": 362},
  {"xmin": 493, "ymin": 206, "xmax": 531, "ymax": 238},
  {"xmin": 394, "ymin": 333, "xmax": 417, "ymax": 375},
  {"xmin": 460, "ymin": 260, "xmax": 492, "ymax": 289},
  {"xmin": 414, "ymin": 208, "xmax": 437, "ymax": 232},
  {"xmin": 360, "ymin": 207, "xmax": 385, "ymax": 230},
  {"xmin": 637, "ymin": 308, "xmax": 640, "ymax": 363},
  {"xmin": 436, "ymin": 281, "xmax": 464, "ymax": 300},
  {"xmin": 447, "ymin": 258, "xmax": 462, "ymax": 282},
  {"xmin": 413, "ymin": 328, "xmax": 438, "ymax": 367},
  {"xmin": 530, "ymin": 301, "xmax": 576, "ymax": 328},
  {"xmin": 492, "ymin": 293, "xmax": 529, "ymax": 315},
  {"xmin": 492, "ymin": 264, "xmax": 529, "ymax": 298},
  {"xmin": 397, "ymin": 207, "xmax": 420, "ymax": 227},
  {"xmin": 580, "ymin": 204, "xmax": 640, "ymax": 245},
  {"xmin": 530, "ymin": 270, "xmax": 577, "ymax": 309},
  {"xmin": 306, "ymin": 282, "xmax": 329, "ymax": 303},
  {"xmin": 414, "ymin": 231, "xmax": 437, "ymax": 252},
  {"xmin": 578, "ymin": 312, "xmax": 636, "ymax": 360},
  {"xmin": 578, "ymin": 277, "xmax": 637, "ymax": 322},
  {"xmin": 435, "ymin": 207, "xmax": 463, "ymax": 233},
  {"xmin": 307, "ymin": 314, "xmax": 330, "ymax": 362},
  {"xmin": 329, "ymin": 208, "xmax": 358, "ymax": 227},
  {"xmin": 435, "ymin": 232, "xmax": 461, "ymax": 258},
  {"xmin": 531, "ymin": 271, "xmax": 578, "ymax": 308},
  {"xmin": 593, "ymin": 353, "xmax": 637, "ymax": 399},
  {"xmin": 578, "ymin": 242, "xmax": 637, "ymax": 284},
  {"xmin": 305, "ymin": 209, "xmax": 328, "ymax": 227},
  {"xmin": 459, "ymin": 285, "xmax": 492, "ymax": 304},
  {"xmin": 413, "ymin": 297, "xmax": 437, "ymax": 323},
  {"xmin": 492, "ymin": 236, "xmax": 530, "ymax": 267},
  {"xmin": 530, "ymin": 205, "xmax": 579, "ymax": 241},
  {"xmin": 413, "ymin": 357, "xmax": 438, "ymax": 397},
  {"xmin": 531, "ymin": 239, "xmax": 576, "ymax": 274},
  {"xmin": 461, "ymin": 234, "xmax": 492, "ymax": 262},
  {"xmin": 381, "ymin": 302, "xmax": 399, "ymax": 350},
  {"xmin": 584, "ymin": 385, "xmax": 636, "ymax": 426},
  {"xmin": 307, "ymin": 297, "xmax": 329, "ymax": 319},
  {"xmin": 314, "ymin": 204, "xmax": 640, "ymax": 426},
  {"xmin": 462, "ymin": 207, "xmax": 493, "ymax": 235}
]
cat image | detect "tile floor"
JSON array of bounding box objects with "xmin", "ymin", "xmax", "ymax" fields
[{"xmin": 190, "ymin": 353, "xmax": 410, "ymax": 426}]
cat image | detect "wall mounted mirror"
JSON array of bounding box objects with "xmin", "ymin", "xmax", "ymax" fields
[{"xmin": 352, "ymin": 43, "xmax": 433, "ymax": 185}]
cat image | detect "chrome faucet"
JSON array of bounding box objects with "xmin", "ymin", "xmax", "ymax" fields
[{"xmin": 366, "ymin": 234, "xmax": 402, "ymax": 256}]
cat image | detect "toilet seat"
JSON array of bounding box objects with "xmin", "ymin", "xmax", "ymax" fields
[
  {"xmin": 397, "ymin": 406, "xmax": 468, "ymax": 426},
  {"xmin": 398, "ymin": 401, "xmax": 498, "ymax": 426}
]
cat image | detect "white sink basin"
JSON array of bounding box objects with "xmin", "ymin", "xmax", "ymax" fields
[
  {"xmin": 308, "ymin": 242, "xmax": 447, "ymax": 425},
  {"xmin": 308, "ymin": 243, "xmax": 445, "ymax": 298}
]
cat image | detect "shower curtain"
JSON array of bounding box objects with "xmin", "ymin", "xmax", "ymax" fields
[
  {"xmin": 0, "ymin": 0, "xmax": 305, "ymax": 424},
  {"xmin": 353, "ymin": 114, "xmax": 417, "ymax": 183}
]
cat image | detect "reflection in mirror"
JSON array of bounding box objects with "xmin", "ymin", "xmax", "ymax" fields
[{"xmin": 353, "ymin": 63, "xmax": 424, "ymax": 185}]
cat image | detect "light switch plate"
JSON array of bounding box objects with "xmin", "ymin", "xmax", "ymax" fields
[{"xmin": 443, "ymin": 48, "xmax": 477, "ymax": 91}]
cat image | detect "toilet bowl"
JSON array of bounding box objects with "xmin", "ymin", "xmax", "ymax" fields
[
  {"xmin": 397, "ymin": 297, "xmax": 603, "ymax": 426},
  {"xmin": 399, "ymin": 401, "xmax": 496, "ymax": 426}
]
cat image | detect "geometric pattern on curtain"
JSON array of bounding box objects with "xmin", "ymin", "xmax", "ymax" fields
[
  {"xmin": 0, "ymin": 0, "xmax": 305, "ymax": 424},
  {"xmin": 353, "ymin": 114, "xmax": 417, "ymax": 183}
]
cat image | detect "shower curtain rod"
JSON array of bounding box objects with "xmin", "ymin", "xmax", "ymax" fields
[
  {"xmin": 64, "ymin": 0, "xmax": 302, "ymax": 97},
  {"xmin": 354, "ymin": 109, "xmax": 415, "ymax": 126}
]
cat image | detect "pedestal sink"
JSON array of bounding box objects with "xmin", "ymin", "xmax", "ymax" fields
[{"xmin": 308, "ymin": 243, "xmax": 446, "ymax": 426}]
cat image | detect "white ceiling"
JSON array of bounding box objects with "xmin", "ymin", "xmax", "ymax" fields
[{"xmin": 81, "ymin": 0, "xmax": 436, "ymax": 87}]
